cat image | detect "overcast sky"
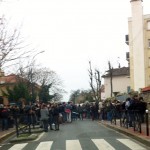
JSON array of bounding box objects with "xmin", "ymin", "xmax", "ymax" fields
[{"xmin": 0, "ymin": 0, "xmax": 150, "ymax": 101}]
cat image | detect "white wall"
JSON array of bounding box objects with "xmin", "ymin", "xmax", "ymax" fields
[
  {"xmin": 104, "ymin": 76, "xmax": 130, "ymax": 98},
  {"xmin": 131, "ymin": 0, "xmax": 145, "ymax": 90}
]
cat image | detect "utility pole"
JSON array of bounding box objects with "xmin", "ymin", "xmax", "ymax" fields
[
  {"xmin": 30, "ymin": 51, "xmax": 45, "ymax": 104},
  {"xmin": 108, "ymin": 61, "xmax": 113, "ymax": 97}
]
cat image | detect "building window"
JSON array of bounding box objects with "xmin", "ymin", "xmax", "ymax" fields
[
  {"xmin": 148, "ymin": 21, "xmax": 150, "ymax": 30},
  {"xmin": 148, "ymin": 39, "xmax": 150, "ymax": 48},
  {"xmin": 127, "ymin": 86, "xmax": 131, "ymax": 93}
]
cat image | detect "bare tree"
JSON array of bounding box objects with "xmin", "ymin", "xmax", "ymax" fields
[
  {"xmin": 88, "ymin": 61, "xmax": 101, "ymax": 101},
  {"xmin": 17, "ymin": 64, "xmax": 66, "ymax": 102},
  {"xmin": 95, "ymin": 69, "xmax": 101, "ymax": 101},
  {"xmin": 36, "ymin": 68, "xmax": 65, "ymax": 94},
  {"xmin": 0, "ymin": 16, "xmax": 31, "ymax": 70}
]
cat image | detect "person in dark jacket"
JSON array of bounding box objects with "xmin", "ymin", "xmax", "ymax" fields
[
  {"xmin": 53, "ymin": 103, "xmax": 60, "ymax": 131},
  {"xmin": 77, "ymin": 105, "xmax": 83, "ymax": 120},
  {"xmin": 1, "ymin": 105, "xmax": 9, "ymax": 130},
  {"xmin": 128, "ymin": 94, "xmax": 138, "ymax": 127},
  {"xmin": 48, "ymin": 104, "xmax": 54, "ymax": 130},
  {"xmin": 138, "ymin": 97, "xmax": 147, "ymax": 123}
]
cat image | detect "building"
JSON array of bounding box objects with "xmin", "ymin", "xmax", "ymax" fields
[
  {"xmin": 0, "ymin": 70, "xmax": 40, "ymax": 105},
  {"xmin": 102, "ymin": 67, "xmax": 130, "ymax": 99},
  {"xmin": 128, "ymin": 0, "xmax": 150, "ymax": 92}
]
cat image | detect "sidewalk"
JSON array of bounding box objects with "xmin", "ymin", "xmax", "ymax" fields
[
  {"xmin": 100, "ymin": 120, "xmax": 150, "ymax": 147},
  {"xmin": 0, "ymin": 125, "xmax": 43, "ymax": 143},
  {"xmin": 0, "ymin": 127, "xmax": 16, "ymax": 143}
]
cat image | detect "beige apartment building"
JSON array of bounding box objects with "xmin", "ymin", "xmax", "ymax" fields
[{"xmin": 128, "ymin": 0, "xmax": 150, "ymax": 92}]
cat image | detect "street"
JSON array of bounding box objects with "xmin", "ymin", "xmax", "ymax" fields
[{"xmin": 0, "ymin": 119, "xmax": 149, "ymax": 150}]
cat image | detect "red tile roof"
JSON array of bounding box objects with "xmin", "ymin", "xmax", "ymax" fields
[{"xmin": 141, "ymin": 86, "xmax": 150, "ymax": 92}]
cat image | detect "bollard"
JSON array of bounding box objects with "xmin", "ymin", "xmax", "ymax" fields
[
  {"xmin": 29, "ymin": 123, "xmax": 31, "ymax": 134},
  {"xmin": 15, "ymin": 115, "xmax": 19, "ymax": 137},
  {"xmin": 114, "ymin": 114, "xmax": 116, "ymax": 125},
  {"xmin": 145, "ymin": 109, "xmax": 149, "ymax": 136}
]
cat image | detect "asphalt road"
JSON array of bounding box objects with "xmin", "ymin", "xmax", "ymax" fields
[{"xmin": 0, "ymin": 119, "xmax": 149, "ymax": 150}]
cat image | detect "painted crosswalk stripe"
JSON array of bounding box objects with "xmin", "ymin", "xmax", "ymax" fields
[
  {"xmin": 92, "ymin": 139, "xmax": 115, "ymax": 150},
  {"xmin": 35, "ymin": 141, "xmax": 53, "ymax": 150},
  {"xmin": 117, "ymin": 139, "xmax": 146, "ymax": 150},
  {"xmin": 66, "ymin": 140, "xmax": 82, "ymax": 150},
  {"xmin": 8, "ymin": 143, "xmax": 28, "ymax": 150}
]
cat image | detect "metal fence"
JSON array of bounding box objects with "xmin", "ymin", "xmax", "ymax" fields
[
  {"xmin": 110, "ymin": 109, "xmax": 149, "ymax": 136},
  {"xmin": 14, "ymin": 113, "xmax": 37, "ymax": 137}
]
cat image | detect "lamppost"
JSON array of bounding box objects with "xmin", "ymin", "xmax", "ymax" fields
[{"xmin": 30, "ymin": 51, "xmax": 45, "ymax": 104}]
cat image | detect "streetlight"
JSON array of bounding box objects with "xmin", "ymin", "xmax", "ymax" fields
[{"xmin": 30, "ymin": 50, "xmax": 45, "ymax": 104}]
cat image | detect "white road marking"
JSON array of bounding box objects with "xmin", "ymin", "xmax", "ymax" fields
[
  {"xmin": 66, "ymin": 140, "xmax": 82, "ymax": 150},
  {"xmin": 35, "ymin": 141, "xmax": 53, "ymax": 150},
  {"xmin": 92, "ymin": 139, "xmax": 115, "ymax": 150},
  {"xmin": 34, "ymin": 132, "xmax": 45, "ymax": 141},
  {"xmin": 117, "ymin": 139, "xmax": 146, "ymax": 150},
  {"xmin": 8, "ymin": 143, "xmax": 28, "ymax": 150}
]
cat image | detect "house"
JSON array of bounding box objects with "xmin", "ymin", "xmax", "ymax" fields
[
  {"xmin": 102, "ymin": 67, "xmax": 130, "ymax": 99},
  {"xmin": 0, "ymin": 69, "xmax": 40, "ymax": 105},
  {"xmin": 100, "ymin": 84, "xmax": 105, "ymax": 100}
]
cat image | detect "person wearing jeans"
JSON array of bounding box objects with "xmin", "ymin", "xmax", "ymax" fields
[
  {"xmin": 65, "ymin": 102, "xmax": 72, "ymax": 123},
  {"xmin": 1, "ymin": 105, "xmax": 9, "ymax": 131}
]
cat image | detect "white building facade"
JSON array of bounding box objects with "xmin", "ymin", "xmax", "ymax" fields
[
  {"xmin": 129, "ymin": 0, "xmax": 146, "ymax": 91},
  {"xmin": 103, "ymin": 67, "xmax": 130, "ymax": 98}
]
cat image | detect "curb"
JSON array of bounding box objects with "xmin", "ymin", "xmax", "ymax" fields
[
  {"xmin": 101, "ymin": 122, "xmax": 150, "ymax": 147},
  {"xmin": 10, "ymin": 134, "xmax": 38, "ymax": 143},
  {"xmin": 0, "ymin": 130, "xmax": 16, "ymax": 143},
  {"xmin": 0, "ymin": 127, "xmax": 43, "ymax": 143}
]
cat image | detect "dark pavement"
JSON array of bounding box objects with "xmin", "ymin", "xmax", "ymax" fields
[
  {"xmin": 99, "ymin": 119, "xmax": 150, "ymax": 147},
  {"xmin": 0, "ymin": 119, "xmax": 149, "ymax": 150}
]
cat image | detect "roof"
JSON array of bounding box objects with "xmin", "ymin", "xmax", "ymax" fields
[
  {"xmin": 0, "ymin": 74, "xmax": 41, "ymax": 89},
  {"xmin": 102, "ymin": 67, "xmax": 130, "ymax": 78},
  {"xmin": 141, "ymin": 86, "xmax": 150, "ymax": 92}
]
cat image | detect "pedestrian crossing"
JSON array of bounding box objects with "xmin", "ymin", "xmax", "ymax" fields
[
  {"xmin": 117, "ymin": 139, "xmax": 146, "ymax": 150},
  {"xmin": 2, "ymin": 139, "xmax": 146, "ymax": 150},
  {"xmin": 8, "ymin": 143, "xmax": 28, "ymax": 150},
  {"xmin": 92, "ymin": 139, "xmax": 115, "ymax": 150},
  {"xmin": 35, "ymin": 141, "xmax": 53, "ymax": 150}
]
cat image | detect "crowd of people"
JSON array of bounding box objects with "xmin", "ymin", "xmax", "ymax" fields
[
  {"xmin": 99, "ymin": 95, "xmax": 148, "ymax": 127},
  {"xmin": 0, "ymin": 95, "xmax": 149, "ymax": 132},
  {"xmin": 0, "ymin": 101, "xmax": 99, "ymax": 132}
]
